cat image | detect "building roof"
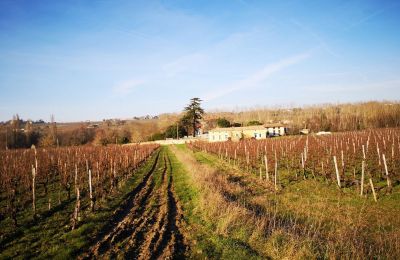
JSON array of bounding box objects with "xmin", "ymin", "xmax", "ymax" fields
[{"xmin": 209, "ymin": 124, "xmax": 286, "ymax": 132}]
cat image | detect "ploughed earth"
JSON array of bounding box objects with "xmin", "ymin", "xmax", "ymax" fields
[{"xmin": 80, "ymin": 150, "xmax": 188, "ymax": 259}]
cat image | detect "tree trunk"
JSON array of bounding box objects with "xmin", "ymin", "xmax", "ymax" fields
[{"xmin": 192, "ymin": 120, "xmax": 196, "ymax": 137}]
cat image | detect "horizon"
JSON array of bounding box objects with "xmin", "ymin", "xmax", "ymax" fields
[
  {"xmin": 1, "ymin": 0, "xmax": 400, "ymax": 122},
  {"xmin": 3, "ymin": 99, "xmax": 398, "ymax": 124}
]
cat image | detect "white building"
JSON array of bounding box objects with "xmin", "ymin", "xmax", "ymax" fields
[{"xmin": 208, "ymin": 124, "xmax": 287, "ymax": 142}]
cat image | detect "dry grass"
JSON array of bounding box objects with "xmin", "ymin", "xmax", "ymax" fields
[{"xmin": 171, "ymin": 145, "xmax": 400, "ymax": 259}]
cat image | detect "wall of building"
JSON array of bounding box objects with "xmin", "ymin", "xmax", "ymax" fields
[
  {"xmin": 209, "ymin": 126, "xmax": 287, "ymax": 142},
  {"xmin": 242, "ymin": 129, "xmax": 268, "ymax": 139},
  {"xmin": 266, "ymin": 126, "xmax": 286, "ymax": 136}
]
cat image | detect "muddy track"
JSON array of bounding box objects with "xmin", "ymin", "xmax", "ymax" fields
[
  {"xmin": 124, "ymin": 155, "xmax": 187, "ymax": 260},
  {"xmin": 81, "ymin": 148, "xmax": 188, "ymax": 259},
  {"xmin": 144, "ymin": 156, "xmax": 186, "ymax": 260}
]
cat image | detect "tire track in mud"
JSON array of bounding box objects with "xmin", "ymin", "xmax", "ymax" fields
[
  {"xmin": 124, "ymin": 154, "xmax": 187, "ymax": 260},
  {"xmin": 136, "ymin": 155, "xmax": 187, "ymax": 260},
  {"xmin": 81, "ymin": 148, "xmax": 188, "ymax": 259},
  {"xmin": 120, "ymin": 156, "xmax": 169, "ymax": 258},
  {"xmin": 80, "ymin": 151, "xmax": 161, "ymax": 259}
]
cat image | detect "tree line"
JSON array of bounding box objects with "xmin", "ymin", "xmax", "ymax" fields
[
  {"xmin": 2, "ymin": 101, "xmax": 399, "ymax": 148},
  {"xmin": 0, "ymin": 114, "xmax": 134, "ymax": 149},
  {"xmin": 206, "ymin": 101, "xmax": 400, "ymax": 134}
]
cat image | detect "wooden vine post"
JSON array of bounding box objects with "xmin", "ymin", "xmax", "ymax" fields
[
  {"xmin": 89, "ymin": 169, "xmax": 94, "ymax": 211},
  {"xmin": 369, "ymin": 178, "xmax": 377, "ymax": 202},
  {"xmin": 264, "ymin": 155, "xmax": 269, "ymax": 181},
  {"xmin": 360, "ymin": 160, "xmax": 365, "ymax": 196},
  {"xmin": 382, "ymin": 154, "xmax": 392, "ymax": 189},
  {"xmin": 301, "ymin": 152, "xmax": 305, "ymax": 179},
  {"xmin": 32, "ymin": 148, "xmax": 38, "ymax": 218},
  {"xmin": 234, "ymin": 149, "xmax": 237, "ymax": 166},
  {"xmin": 362, "ymin": 145, "xmax": 366, "ymax": 160},
  {"xmin": 32, "ymin": 165, "xmax": 36, "ymax": 218},
  {"xmin": 72, "ymin": 163, "xmax": 80, "ymax": 230},
  {"xmin": 333, "ymin": 156, "xmax": 341, "ymax": 188},
  {"xmin": 274, "ymin": 151, "xmax": 278, "ymax": 191}
]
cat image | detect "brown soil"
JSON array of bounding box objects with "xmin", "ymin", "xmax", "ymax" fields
[{"xmin": 80, "ymin": 150, "xmax": 188, "ymax": 259}]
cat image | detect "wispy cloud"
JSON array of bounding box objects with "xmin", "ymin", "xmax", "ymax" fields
[
  {"xmin": 291, "ymin": 19, "xmax": 340, "ymax": 58},
  {"xmin": 345, "ymin": 7, "xmax": 387, "ymax": 31},
  {"xmin": 113, "ymin": 79, "xmax": 145, "ymax": 95},
  {"xmin": 204, "ymin": 52, "xmax": 311, "ymax": 101},
  {"xmin": 162, "ymin": 52, "xmax": 207, "ymax": 77},
  {"xmin": 162, "ymin": 30, "xmax": 256, "ymax": 78}
]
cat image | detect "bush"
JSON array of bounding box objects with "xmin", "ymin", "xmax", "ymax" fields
[
  {"xmin": 148, "ymin": 132, "xmax": 165, "ymax": 141},
  {"xmin": 247, "ymin": 120, "xmax": 262, "ymax": 126},
  {"xmin": 217, "ymin": 118, "xmax": 231, "ymax": 128},
  {"xmin": 164, "ymin": 125, "xmax": 188, "ymax": 138}
]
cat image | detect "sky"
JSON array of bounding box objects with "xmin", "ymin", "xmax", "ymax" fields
[{"xmin": 1, "ymin": 0, "xmax": 400, "ymax": 122}]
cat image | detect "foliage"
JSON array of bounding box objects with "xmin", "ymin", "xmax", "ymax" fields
[
  {"xmin": 231, "ymin": 122, "xmax": 242, "ymax": 127},
  {"xmin": 247, "ymin": 120, "xmax": 262, "ymax": 126},
  {"xmin": 164, "ymin": 124, "xmax": 188, "ymax": 138},
  {"xmin": 183, "ymin": 98, "xmax": 204, "ymax": 137},
  {"xmin": 216, "ymin": 118, "xmax": 231, "ymax": 128},
  {"xmin": 148, "ymin": 132, "xmax": 166, "ymax": 141}
]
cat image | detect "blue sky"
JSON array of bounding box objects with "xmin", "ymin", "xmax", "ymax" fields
[{"xmin": 1, "ymin": 0, "xmax": 399, "ymax": 122}]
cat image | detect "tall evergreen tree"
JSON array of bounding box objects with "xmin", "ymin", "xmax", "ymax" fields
[{"xmin": 183, "ymin": 98, "xmax": 204, "ymax": 137}]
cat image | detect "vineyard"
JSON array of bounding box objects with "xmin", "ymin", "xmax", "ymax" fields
[
  {"xmin": 183, "ymin": 128, "xmax": 400, "ymax": 258},
  {"xmin": 1, "ymin": 128, "xmax": 400, "ymax": 259},
  {"xmin": 0, "ymin": 144, "xmax": 159, "ymax": 257},
  {"xmin": 189, "ymin": 128, "xmax": 400, "ymax": 199}
]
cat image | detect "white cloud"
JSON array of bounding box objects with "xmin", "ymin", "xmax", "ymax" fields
[
  {"xmin": 203, "ymin": 52, "xmax": 311, "ymax": 101},
  {"xmin": 113, "ymin": 79, "xmax": 145, "ymax": 95}
]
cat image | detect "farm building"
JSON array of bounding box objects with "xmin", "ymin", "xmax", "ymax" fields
[{"xmin": 208, "ymin": 124, "xmax": 287, "ymax": 142}]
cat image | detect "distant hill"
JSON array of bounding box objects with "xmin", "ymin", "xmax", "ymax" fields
[{"xmin": 1, "ymin": 101, "xmax": 399, "ymax": 149}]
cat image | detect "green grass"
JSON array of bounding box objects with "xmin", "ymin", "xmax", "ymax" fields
[
  {"xmin": 168, "ymin": 145, "xmax": 264, "ymax": 259},
  {"xmin": 0, "ymin": 150, "xmax": 160, "ymax": 260}
]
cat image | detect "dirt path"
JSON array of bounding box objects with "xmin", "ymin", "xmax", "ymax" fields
[{"xmin": 81, "ymin": 148, "xmax": 188, "ymax": 259}]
